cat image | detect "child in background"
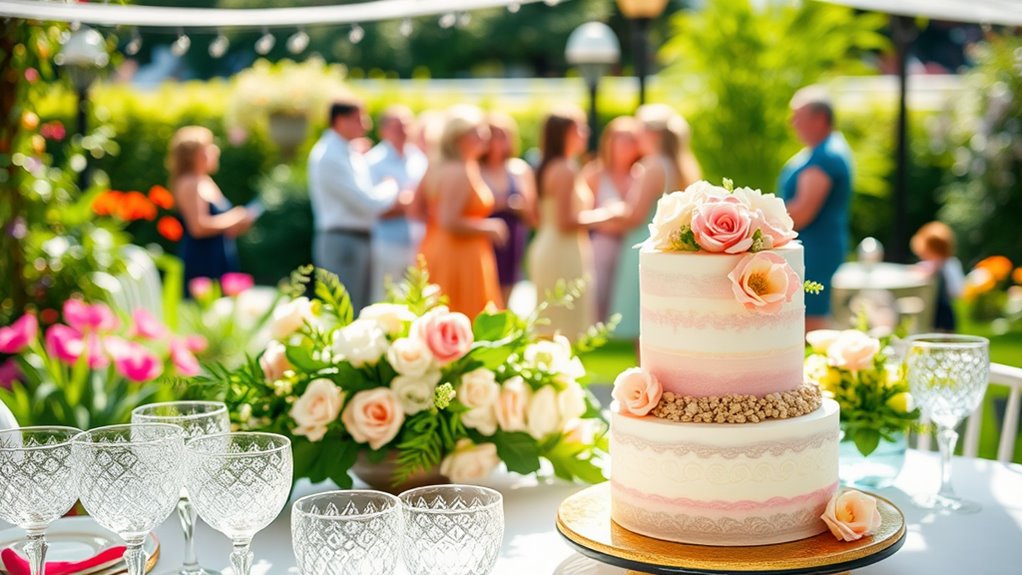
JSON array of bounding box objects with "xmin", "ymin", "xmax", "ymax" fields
[{"xmin": 911, "ymin": 222, "xmax": 965, "ymax": 332}]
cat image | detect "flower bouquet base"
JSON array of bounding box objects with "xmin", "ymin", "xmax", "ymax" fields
[
  {"xmin": 351, "ymin": 451, "xmax": 450, "ymax": 495},
  {"xmin": 556, "ymin": 483, "xmax": 905, "ymax": 575}
]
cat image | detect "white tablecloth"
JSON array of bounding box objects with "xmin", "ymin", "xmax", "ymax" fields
[{"xmin": 146, "ymin": 450, "xmax": 1022, "ymax": 575}]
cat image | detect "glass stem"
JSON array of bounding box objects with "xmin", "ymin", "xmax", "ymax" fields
[
  {"xmin": 177, "ymin": 495, "xmax": 202, "ymax": 574},
  {"xmin": 230, "ymin": 538, "xmax": 253, "ymax": 575},
  {"xmin": 936, "ymin": 425, "xmax": 960, "ymax": 501},
  {"xmin": 123, "ymin": 542, "xmax": 147, "ymax": 575},
  {"xmin": 23, "ymin": 532, "xmax": 47, "ymax": 575}
]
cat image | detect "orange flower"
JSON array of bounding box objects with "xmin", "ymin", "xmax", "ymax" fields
[
  {"xmin": 157, "ymin": 216, "xmax": 183, "ymax": 242},
  {"xmin": 117, "ymin": 191, "xmax": 157, "ymax": 221},
  {"xmin": 148, "ymin": 185, "xmax": 175, "ymax": 210},
  {"xmin": 976, "ymin": 256, "xmax": 1013, "ymax": 282},
  {"xmin": 92, "ymin": 191, "xmax": 123, "ymax": 216},
  {"xmin": 20, "ymin": 112, "xmax": 39, "ymax": 131}
]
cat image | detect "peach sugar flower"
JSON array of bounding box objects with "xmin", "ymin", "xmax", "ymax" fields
[
  {"xmin": 728, "ymin": 251, "xmax": 800, "ymax": 315},
  {"xmin": 612, "ymin": 368, "xmax": 663, "ymax": 417},
  {"xmin": 821, "ymin": 489, "xmax": 883, "ymax": 542}
]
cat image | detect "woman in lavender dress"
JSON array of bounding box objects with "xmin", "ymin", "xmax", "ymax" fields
[{"xmin": 480, "ymin": 113, "xmax": 537, "ymax": 304}]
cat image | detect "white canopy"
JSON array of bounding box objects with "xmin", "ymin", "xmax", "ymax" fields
[
  {"xmin": 0, "ymin": 0, "xmax": 559, "ymax": 29},
  {"xmin": 817, "ymin": 0, "xmax": 1022, "ymax": 26}
]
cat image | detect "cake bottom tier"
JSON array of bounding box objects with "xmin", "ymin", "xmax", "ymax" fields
[{"xmin": 610, "ymin": 398, "xmax": 840, "ymax": 546}]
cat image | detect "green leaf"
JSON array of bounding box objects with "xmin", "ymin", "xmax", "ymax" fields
[
  {"xmin": 315, "ymin": 268, "xmax": 354, "ymax": 325},
  {"xmin": 467, "ymin": 343, "xmax": 513, "ymax": 371},
  {"xmin": 853, "ymin": 427, "xmax": 881, "ymax": 457},
  {"xmin": 473, "ymin": 310, "xmax": 514, "ymax": 341},
  {"xmin": 285, "ymin": 345, "xmax": 329, "ymax": 373},
  {"xmin": 492, "ymin": 430, "xmax": 542, "ymax": 475},
  {"xmin": 293, "ymin": 436, "xmax": 358, "ymax": 488}
]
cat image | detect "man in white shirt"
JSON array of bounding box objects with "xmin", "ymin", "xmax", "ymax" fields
[
  {"xmin": 366, "ymin": 105, "xmax": 429, "ymax": 301},
  {"xmin": 308, "ymin": 97, "xmax": 400, "ymax": 312}
]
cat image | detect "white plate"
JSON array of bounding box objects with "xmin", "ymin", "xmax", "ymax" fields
[{"xmin": 0, "ymin": 516, "xmax": 159, "ymax": 575}]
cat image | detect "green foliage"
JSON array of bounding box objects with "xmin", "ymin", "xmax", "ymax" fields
[
  {"xmin": 803, "ymin": 280, "xmax": 825, "ymax": 295},
  {"xmin": 394, "ymin": 411, "xmax": 465, "ymax": 485},
  {"xmin": 492, "ymin": 430, "xmax": 542, "ymax": 475},
  {"xmin": 314, "ymin": 268, "xmax": 354, "ymax": 326}
]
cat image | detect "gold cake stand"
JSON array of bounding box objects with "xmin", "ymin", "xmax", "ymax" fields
[{"xmin": 556, "ymin": 483, "xmax": 905, "ymax": 575}]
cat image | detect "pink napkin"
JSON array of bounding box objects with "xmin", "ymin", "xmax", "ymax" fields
[{"xmin": 1, "ymin": 546, "xmax": 126, "ymax": 575}]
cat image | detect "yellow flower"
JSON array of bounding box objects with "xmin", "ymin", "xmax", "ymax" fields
[
  {"xmin": 820, "ymin": 367, "xmax": 843, "ymax": 393},
  {"xmin": 886, "ymin": 392, "xmax": 912, "ymax": 414}
]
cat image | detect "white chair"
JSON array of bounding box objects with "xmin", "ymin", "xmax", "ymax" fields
[
  {"xmin": 94, "ymin": 245, "xmax": 165, "ymax": 322},
  {"xmin": 916, "ymin": 362, "xmax": 1022, "ymax": 462},
  {"xmin": 0, "ymin": 399, "xmax": 17, "ymax": 431}
]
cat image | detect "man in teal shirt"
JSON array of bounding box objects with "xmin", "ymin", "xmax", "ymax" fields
[{"xmin": 779, "ymin": 86, "xmax": 853, "ymax": 332}]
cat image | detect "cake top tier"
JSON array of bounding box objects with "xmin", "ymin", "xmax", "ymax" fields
[{"xmin": 641, "ymin": 179, "xmax": 797, "ymax": 255}]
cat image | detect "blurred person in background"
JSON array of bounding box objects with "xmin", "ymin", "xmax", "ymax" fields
[
  {"xmin": 584, "ymin": 116, "xmax": 642, "ymax": 322},
  {"xmin": 308, "ymin": 96, "xmax": 404, "ymax": 312},
  {"xmin": 168, "ymin": 125, "xmax": 256, "ymax": 294},
  {"xmin": 480, "ymin": 112, "xmax": 537, "ymax": 304},
  {"xmin": 911, "ymin": 221, "xmax": 965, "ymax": 332},
  {"xmin": 528, "ymin": 109, "xmax": 625, "ymax": 341},
  {"xmin": 780, "ymin": 86, "xmax": 853, "ymax": 331},
  {"xmin": 367, "ymin": 105, "xmax": 429, "ymax": 301},
  {"xmin": 417, "ymin": 105, "xmax": 506, "ymax": 317},
  {"xmin": 609, "ymin": 105, "xmax": 701, "ymax": 344}
]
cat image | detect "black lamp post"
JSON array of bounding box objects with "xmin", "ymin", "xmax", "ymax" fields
[
  {"xmin": 616, "ymin": 0, "xmax": 668, "ymax": 107},
  {"xmin": 56, "ymin": 26, "xmax": 108, "ymax": 190},
  {"xmin": 566, "ymin": 22, "xmax": 620, "ymax": 153}
]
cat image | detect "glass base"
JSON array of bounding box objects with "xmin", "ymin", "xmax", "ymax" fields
[
  {"xmin": 160, "ymin": 568, "xmax": 222, "ymax": 575},
  {"xmin": 912, "ymin": 493, "xmax": 982, "ymax": 514}
]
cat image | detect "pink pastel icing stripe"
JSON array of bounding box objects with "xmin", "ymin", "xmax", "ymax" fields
[
  {"xmin": 611, "ymin": 481, "xmax": 838, "ymax": 513},
  {"xmin": 641, "ymin": 268, "xmax": 734, "ymax": 300},
  {"xmin": 641, "ymin": 344, "xmax": 805, "ymax": 397},
  {"xmin": 641, "ymin": 306, "xmax": 804, "ymax": 332}
]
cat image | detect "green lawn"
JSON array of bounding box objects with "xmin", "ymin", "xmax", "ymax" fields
[{"xmin": 579, "ymin": 321, "xmax": 1022, "ymax": 464}]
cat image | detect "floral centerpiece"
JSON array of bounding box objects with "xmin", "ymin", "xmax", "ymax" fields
[
  {"xmin": 181, "ymin": 273, "xmax": 281, "ymax": 369},
  {"xmin": 191, "ymin": 265, "xmax": 610, "ymax": 490}
]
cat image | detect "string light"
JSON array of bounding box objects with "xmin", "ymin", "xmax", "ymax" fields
[
  {"xmin": 348, "ymin": 23, "xmax": 364, "ymax": 44},
  {"xmin": 255, "ymin": 27, "xmax": 275, "ymax": 55},
  {"xmin": 209, "ymin": 30, "xmax": 229, "ymax": 58},
  {"xmin": 508, "ymin": 1, "xmax": 521, "ymax": 13},
  {"xmin": 124, "ymin": 28, "xmax": 142, "ymax": 55},
  {"xmin": 171, "ymin": 29, "xmax": 191, "ymax": 56},
  {"xmin": 438, "ymin": 12, "xmax": 456, "ymax": 29},
  {"xmin": 399, "ymin": 17, "xmax": 413, "ymax": 37},
  {"xmin": 457, "ymin": 11, "xmax": 471, "ymax": 27},
  {"xmin": 287, "ymin": 28, "xmax": 309, "ymax": 54}
]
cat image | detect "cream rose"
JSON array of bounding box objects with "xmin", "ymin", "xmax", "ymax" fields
[
  {"xmin": 271, "ymin": 297, "xmax": 315, "ymax": 340},
  {"xmin": 727, "ymin": 251, "xmax": 801, "ymax": 315},
  {"xmin": 827, "ymin": 330, "xmax": 881, "ymax": 372},
  {"xmin": 611, "ymin": 368, "xmax": 662, "ymax": 417},
  {"xmin": 387, "ymin": 337, "xmax": 434, "ymax": 377},
  {"xmin": 558, "ymin": 381, "xmax": 587, "ymax": 423},
  {"xmin": 732, "ymin": 186, "xmax": 797, "ymax": 248},
  {"xmin": 289, "ymin": 378, "xmax": 344, "ymax": 442},
  {"xmin": 259, "ymin": 340, "xmax": 291, "ymax": 382},
  {"xmin": 646, "ymin": 182, "xmax": 729, "ymax": 251},
  {"xmin": 391, "ymin": 371, "xmax": 441, "ymax": 415},
  {"xmin": 821, "ymin": 489, "xmax": 883, "ymax": 542},
  {"xmin": 523, "ymin": 335, "xmax": 585, "ymax": 381},
  {"xmin": 359, "ymin": 303, "xmax": 416, "ymax": 336},
  {"xmin": 341, "ymin": 388, "xmax": 405, "ymax": 450},
  {"xmin": 806, "ymin": 329, "xmax": 843, "ymax": 354},
  {"xmin": 439, "ymin": 439, "xmax": 500, "ymax": 483},
  {"xmin": 333, "ymin": 319, "xmax": 390, "ymax": 368},
  {"xmin": 526, "ymin": 386, "xmax": 561, "ymax": 440},
  {"xmin": 458, "ymin": 368, "xmax": 501, "ymax": 436},
  {"xmin": 412, "ymin": 306, "xmax": 474, "ymax": 365},
  {"xmin": 495, "ymin": 376, "xmax": 531, "ymax": 432}
]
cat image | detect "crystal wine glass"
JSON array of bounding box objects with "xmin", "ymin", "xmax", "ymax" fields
[
  {"xmin": 73, "ymin": 423, "xmax": 186, "ymax": 575},
  {"xmin": 132, "ymin": 401, "xmax": 230, "ymax": 575},
  {"xmin": 399, "ymin": 485, "xmax": 504, "ymax": 575},
  {"xmin": 0, "ymin": 426, "xmax": 81, "ymax": 575},
  {"xmin": 291, "ymin": 490, "xmax": 403, "ymax": 575},
  {"xmin": 185, "ymin": 432, "xmax": 292, "ymax": 575},
  {"xmin": 905, "ymin": 334, "xmax": 990, "ymax": 513}
]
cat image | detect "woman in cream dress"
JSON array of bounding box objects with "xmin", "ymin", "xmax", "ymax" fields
[{"xmin": 528, "ymin": 110, "xmax": 624, "ymax": 340}]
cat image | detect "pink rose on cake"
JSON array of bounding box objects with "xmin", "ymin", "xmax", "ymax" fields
[
  {"xmin": 827, "ymin": 330, "xmax": 881, "ymax": 371},
  {"xmin": 646, "ymin": 182, "xmax": 727, "ymax": 251},
  {"xmin": 612, "ymin": 367, "xmax": 662, "ymax": 417},
  {"xmin": 691, "ymin": 196, "xmax": 755, "ymax": 254},
  {"xmin": 821, "ymin": 489, "xmax": 883, "ymax": 542},
  {"xmin": 732, "ymin": 187, "xmax": 797, "ymax": 248},
  {"xmin": 728, "ymin": 252, "xmax": 801, "ymax": 315}
]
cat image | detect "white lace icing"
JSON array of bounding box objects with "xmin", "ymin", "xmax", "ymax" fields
[{"xmin": 612, "ymin": 429, "xmax": 838, "ymax": 459}]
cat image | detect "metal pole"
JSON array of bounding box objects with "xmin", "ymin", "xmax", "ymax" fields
[
  {"xmin": 76, "ymin": 85, "xmax": 88, "ymax": 190},
  {"xmin": 633, "ymin": 17, "xmax": 650, "ymax": 107},
  {"xmin": 588, "ymin": 80, "xmax": 599, "ymax": 153},
  {"xmin": 891, "ymin": 16, "xmax": 916, "ymax": 263}
]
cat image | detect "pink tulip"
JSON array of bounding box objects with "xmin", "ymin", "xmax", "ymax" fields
[
  {"xmin": 63, "ymin": 299, "xmax": 119, "ymax": 333},
  {"xmin": 45, "ymin": 325, "xmax": 85, "ymax": 365},
  {"xmin": 85, "ymin": 334, "xmax": 109, "ymax": 369},
  {"xmin": 170, "ymin": 339, "xmax": 201, "ymax": 377},
  {"xmin": 184, "ymin": 335, "xmax": 208, "ymax": 353},
  {"xmin": 104, "ymin": 336, "xmax": 132, "ymax": 360},
  {"xmin": 113, "ymin": 341, "xmax": 163, "ymax": 382},
  {"xmin": 0, "ymin": 314, "xmax": 38, "ymax": 354},
  {"xmin": 188, "ymin": 277, "xmax": 214, "ymax": 301},
  {"xmin": 220, "ymin": 273, "xmax": 254, "ymax": 297},
  {"xmin": 130, "ymin": 309, "xmax": 167, "ymax": 340},
  {"xmin": 0, "ymin": 359, "xmax": 20, "ymax": 390}
]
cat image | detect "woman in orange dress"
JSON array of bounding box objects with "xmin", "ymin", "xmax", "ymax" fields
[{"xmin": 417, "ymin": 106, "xmax": 508, "ymax": 318}]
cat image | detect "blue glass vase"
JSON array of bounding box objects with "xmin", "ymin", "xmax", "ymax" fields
[{"xmin": 838, "ymin": 430, "xmax": 907, "ymax": 490}]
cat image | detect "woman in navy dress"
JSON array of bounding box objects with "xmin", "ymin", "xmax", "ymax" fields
[{"xmin": 167, "ymin": 126, "xmax": 254, "ymax": 295}]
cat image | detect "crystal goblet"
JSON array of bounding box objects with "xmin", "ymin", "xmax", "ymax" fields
[
  {"xmin": 132, "ymin": 401, "xmax": 230, "ymax": 575},
  {"xmin": 0, "ymin": 426, "xmax": 81, "ymax": 575},
  {"xmin": 905, "ymin": 334, "xmax": 990, "ymax": 513},
  {"xmin": 185, "ymin": 432, "xmax": 292, "ymax": 575},
  {"xmin": 399, "ymin": 485, "xmax": 504, "ymax": 575},
  {"xmin": 73, "ymin": 423, "xmax": 186, "ymax": 575},
  {"xmin": 291, "ymin": 490, "xmax": 403, "ymax": 575}
]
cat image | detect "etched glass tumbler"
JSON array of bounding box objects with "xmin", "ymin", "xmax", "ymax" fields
[
  {"xmin": 186, "ymin": 432, "xmax": 292, "ymax": 575},
  {"xmin": 399, "ymin": 485, "xmax": 504, "ymax": 575},
  {"xmin": 291, "ymin": 490, "xmax": 403, "ymax": 575},
  {"xmin": 73, "ymin": 423, "xmax": 186, "ymax": 575},
  {"xmin": 132, "ymin": 401, "xmax": 230, "ymax": 575},
  {"xmin": 906, "ymin": 334, "xmax": 989, "ymax": 513},
  {"xmin": 0, "ymin": 426, "xmax": 81, "ymax": 575}
]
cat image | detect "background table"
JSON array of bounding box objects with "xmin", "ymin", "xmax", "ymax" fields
[
  {"xmin": 147, "ymin": 450, "xmax": 1021, "ymax": 575},
  {"xmin": 829, "ymin": 263, "xmax": 936, "ymax": 332}
]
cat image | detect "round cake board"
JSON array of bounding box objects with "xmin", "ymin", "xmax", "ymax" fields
[{"xmin": 556, "ymin": 483, "xmax": 905, "ymax": 575}]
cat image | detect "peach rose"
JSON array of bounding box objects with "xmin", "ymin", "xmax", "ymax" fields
[
  {"xmin": 271, "ymin": 297, "xmax": 315, "ymax": 340},
  {"xmin": 341, "ymin": 388, "xmax": 405, "ymax": 450},
  {"xmin": 611, "ymin": 368, "xmax": 662, "ymax": 417},
  {"xmin": 412, "ymin": 307, "xmax": 474, "ymax": 366},
  {"xmin": 259, "ymin": 340, "xmax": 291, "ymax": 382},
  {"xmin": 821, "ymin": 489, "xmax": 883, "ymax": 542},
  {"xmin": 827, "ymin": 330, "xmax": 881, "ymax": 372},
  {"xmin": 439, "ymin": 439, "xmax": 500, "ymax": 483},
  {"xmin": 495, "ymin": 376, "xmax": 531, "ymax": 432},
  {"xmin": 458, "ymin": 368, "xmax": 500, "ymax": 435},
  {"xmin": 289, "ymin": 378, "xmax": 344, "ymax": 442},
  {"xmin": 727, "ymin": 251, "xmax": 800, "ymax": 315},
  {"xmin": 386, "ymin": 337, "xmax": 434, "ymax": 377},
  {"xmin": 691, "ymin": 196, "xmax": 755, "ymax": 254},
  {"xmin": 806, "ymin": 329, "xmax": 842, "ymax": 354}
]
